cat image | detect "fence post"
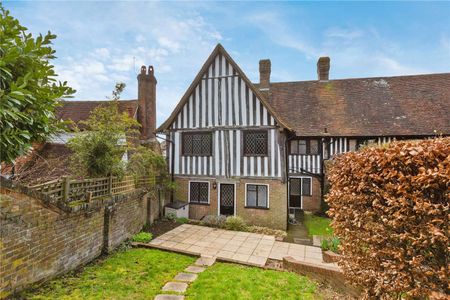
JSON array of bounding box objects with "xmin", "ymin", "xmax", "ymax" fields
[
  {"xmin": 62, "ymin": 176, "xmax": 70, "ymax": 202},
  {"xmin": 108, "ymin": 174, "xmax": 113, "ymax": 196}
]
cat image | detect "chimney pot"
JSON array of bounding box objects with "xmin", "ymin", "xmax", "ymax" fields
[
  {"xmin": 259, "ymin": 59, "xmax": 271, "ymax": 91},
  {"xmin": 317, "ymin": 57, "xmax": 330, "ymax": 81}
]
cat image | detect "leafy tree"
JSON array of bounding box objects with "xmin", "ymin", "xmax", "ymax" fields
[
  {"xmin": 0, "ymin": 6, "xmax": 75, "ymax": 163},
  {"xmin": 68, "ymin": 83, "xmax": 140, "ymax": 178}
]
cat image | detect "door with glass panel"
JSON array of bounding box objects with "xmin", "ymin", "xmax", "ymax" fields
[{"xmin": 219, "ymin": 184, "xmax": 235, "ymax": 216}]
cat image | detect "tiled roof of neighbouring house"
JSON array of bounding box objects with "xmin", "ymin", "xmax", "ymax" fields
[
  {"xmin": 56, "ymin": 100, "xmax": 138, "ymax": 129},
  {"xmin": 257, "ymin": 73, "xmax": 450, "ymax": 136}
]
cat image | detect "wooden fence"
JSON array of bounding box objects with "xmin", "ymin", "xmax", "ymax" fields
[{"xmin": 28, "ymin": 175, "xmax": 156, "ymax": 204}]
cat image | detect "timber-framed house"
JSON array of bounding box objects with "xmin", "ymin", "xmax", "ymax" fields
[{"xmin": 157, "ymin": 44, "xmax": 450, "ymax": 229}]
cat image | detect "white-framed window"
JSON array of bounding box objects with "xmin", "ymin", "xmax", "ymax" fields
[
  {"xmin": 188, "ymin": 181, "xmax": 210, "ymax": 204},
  {"xmin": 245, "ymin": 183, "xmax": 269, "ymax": 209}
]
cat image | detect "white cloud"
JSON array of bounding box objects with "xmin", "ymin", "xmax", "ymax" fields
[
  {"xmin": 325, "ymin": 27, "xmax": 364, "ymax": 40},
  {"xmin": 247, "ymin": 11, "xmax": 428, "ymax": 78},
  {"xmin": 37, "ymin": 2, "xmax": 223, "ymax": 117},
  {"xmin": 246, "ymin": 11, "xmax": 318, "ymax": 58}
]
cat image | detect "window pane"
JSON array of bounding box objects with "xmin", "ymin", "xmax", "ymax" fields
[
  {"xmin": 183, "ymin": 134, "xmax": 193, "ymax": 155},
  {"xmin": 290, "ymin": 179, "xmax": 301, "ymax": 196},
  {"xmin": 192, "ymin": 135, "xmax": 202, "ymax": 155},
  {"xmin": 201, "ymin": 134, "xmax": 212, "ymax": 155},
  {"xmin": 309, "ymin": 140, "xmax": 319, "ymax": 154},
  {"xmin": 247, "ymin": 185, "xmax": 257, "ymax": 206},
  {"xmin": 190, "ymin": 182, "xmax": 209, "ymax": 203},
  {"xmin": 298, "ymin": 140, "xmax": 307, "ymax": 154},
  {"xmin": 349, "ymin": 139, "xmax": 357, "ymax": 151},
  {"xmin": 244, "ymin": 131, "xmax": 268, "ymax": 156},
  {"xmin": 257, "ymin": 185, "xmax": 268, "ymax": 208},
  {"xmin": 183, "ymin": 133, "xmax": 212, "ymax": 156},
  {"xmin": 199, "ymin": 183, "xmax": 209, "ymax": 203},
  {"xmin": 301, "ymin": 178, "xmax": 311, "ymax": 196},
  {"xmin": 290, "ymin": 140, "xmax": 298, "ymax": 154}
]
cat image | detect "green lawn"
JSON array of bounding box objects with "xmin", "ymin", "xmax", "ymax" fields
[
  {"xmin": 186, "ymin": 262, "xmax": 320, "ymax": 300},
  {"xmin": 303, "ymin": 214, "xmax": 333, "ymax": 236},
  {"xmin": 22, "ymin": 249, "xmax": 195, "ymax": 300},
  {"xmin": 23, "ymin": 248, "xmax": 334, "ymax": 300}
]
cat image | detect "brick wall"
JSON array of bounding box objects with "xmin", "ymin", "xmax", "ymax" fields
[
  {"xmin": 172, "ymin": 176, "xmax": 287, "ymax": 230},
  {"xmin": 300, "ymin": 177, "xmax": 321, "ymax": 212},
  {"xmin": 0, "ymin": 185, "xmax": 157, "ymax": 298}
]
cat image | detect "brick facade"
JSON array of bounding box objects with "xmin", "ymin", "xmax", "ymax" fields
[
  {"xmin": 299, "ymin": 177, "xmax": 322, "ymax": 212},
  {"xmin": 172, "ymin": 176, "xmax": 287, "ymax": 230},
  {"xmin": 0, "ymin": 185, "xmax": 158, "ymax": 298}
]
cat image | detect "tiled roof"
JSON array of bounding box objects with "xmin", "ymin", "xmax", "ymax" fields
[
  {"xmin": 259, "ymin": 73, "xmax": 450, "ymax": 136},
  {"xmin": 56, "ymin": 100, "xmax": 138, "ymax": 129}
]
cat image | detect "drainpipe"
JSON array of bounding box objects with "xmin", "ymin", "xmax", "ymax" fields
[
  {"xmin": 155, "ymin": 133, "xmax": 175, "ymax": 203},
  {"xmin": 284, "ymin": 130, "xmax": 296, "ymax": 226}
]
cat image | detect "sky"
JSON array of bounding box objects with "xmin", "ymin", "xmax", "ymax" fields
[{"xmin": 4, "ymin": 1, "xmax": 450, "ymax": 125}]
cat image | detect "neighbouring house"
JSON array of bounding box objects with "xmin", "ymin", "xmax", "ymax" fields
[
  {"xmin": 1, "ymin": 66, "xmax": 158, "ymax": 183},
  {"xmin": 157, "ymin": 44, "xmax": 450, "ymax": 230}
]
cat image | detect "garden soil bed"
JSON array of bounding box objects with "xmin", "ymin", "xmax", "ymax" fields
[{"xmin": 144, "ymin": 219, "xmax": 182, "ymax": 238}]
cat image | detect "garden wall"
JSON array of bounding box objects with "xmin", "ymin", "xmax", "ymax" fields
[{"xmin": 0, "ymin": 180, "xmax": 159, "ymax": 299}]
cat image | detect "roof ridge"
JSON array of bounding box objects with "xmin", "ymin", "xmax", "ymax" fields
[
  {"xmin": 262, "ymin": 72, "xmax": 450, "ymax": 86},
  {"xmin": 60, "ymin": 99, "xmax": 138, "ymax": 103}
]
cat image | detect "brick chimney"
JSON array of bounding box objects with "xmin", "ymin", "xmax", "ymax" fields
[
  {"xmin": 317, "ymin": 57, "xmax": 330, "ymax": 81},
  {"xmin": 259, "ymin": 59, "xmax": 271, "ymax": 91},
  {"xmin": 137, "ymin": 65, "xmax": 157, "ymax": 143}
]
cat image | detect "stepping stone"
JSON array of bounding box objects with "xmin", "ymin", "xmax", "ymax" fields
[
  {"xmin": 174, "ymin": 272, "xmax": 198, "ymax": 282},
  {"xmin": 185, "ymin": 265, "xmax": 206, "ymax": 273},
  {"xmin": 195, "ymin": 256, "xmax": 216, "ymax": 267},
  {"xmin": 162, "ymin": 282, "xmax": 188, "ymax": 293},
  {"xmin": 155, "ymin": 295, "xmax": 185, "ymax": 300}
]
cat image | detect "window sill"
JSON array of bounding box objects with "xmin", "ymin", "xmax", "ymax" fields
[
  {"xmin": 244, "ymin": 206, "xmax": 269, "ymax": 210},
  {"xmin": 182, "ymin": 155, "xmax": 212, "ymax": 157},
  {"xmin": 243, "ymin": 154, "xmax": 269, "ymax": 157},
  {"xmin": 189, "ymin": 202, "xmax": 210, "ymax": 206}
]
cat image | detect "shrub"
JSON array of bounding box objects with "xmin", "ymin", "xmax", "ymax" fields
[
  {"xmin": 326, "ymin": 138, "xmax": 449, "ymax": 298},
  {"xmin": 247, "ymin": 226, "xmax": 287, "ymax": 240},
  {"xmin": 202, "ymin": 215, "xmax": 226, "ymax": 228},
  {"xmin": 131, "ymin": 232, "xmax": 152, "ymax": 243},
  {"xmin": 0, "ymin": 7, "xmax": 75, "ymax": 163},
  {"xmin": 320, "ymin": 236, "xmax": 340, "ymax": 253},
  {"xmin": 165, "ymin": 212, "xmax": 176, "ymax": 221},
  {"xmin": 176, "ymin": 217, "xmax": 189, "ymax": 224},
  {"xmin": 68, "ymin": 83, "xmax": 139, "ymax": 178},
  {"xmin": 224, "ymin": 216, "xmax": 248, "ymax": 232}
]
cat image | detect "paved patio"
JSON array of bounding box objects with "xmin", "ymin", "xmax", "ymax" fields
[{"xmin": 148, "ymin": 224, "xmax": 337, "ymax": 268}]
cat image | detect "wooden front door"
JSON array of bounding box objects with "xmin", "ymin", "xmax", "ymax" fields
[
  {"xmin": 289, "ymin": 178, "xmax": 302, "ymax": 209},
  {"xmin": 219, "ymin": 184, "xmax": 234, "ymax": 216}
]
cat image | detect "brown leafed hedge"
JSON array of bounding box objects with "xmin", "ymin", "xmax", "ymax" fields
[{"xmin": 326, "ymin": 138, "xmax": 449, "ymax": 299}]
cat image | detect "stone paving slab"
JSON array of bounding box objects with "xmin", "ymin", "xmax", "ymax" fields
[
  {"xmin": 185, "ymin": 265, "xmax": 206, "ymax": 273},
  {"xmin": 155, "ymin": 295, "xmax": 185, "ymax": 300},
  {"xmin": 162, "ymin": 282, "xmax": 188, "ymax": 293},
  {"xmin": 147, "ymin": 224, "xmax": 337, "ymax": 269},
  {"xmin": 195, "ymin": 256, "xmax": 216, "ymax": 267},
  {"xmin": 174, "ymin": 272, "xmax": 198, "ymax": 282}
]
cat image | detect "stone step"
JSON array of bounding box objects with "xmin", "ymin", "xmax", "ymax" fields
[
  {"xmin": 174, "ymin": 272, "xmax": 198, "ymax": 282},
  {"xmin": 161, "ymin": 282, "xmax": 188, "ymax": 293},
  {"xmin": 155, "ymin": 295, "xmax": 185, "ymax": 300},
  {"xmin": 195, "ymin": 256, "xmax": 216, "ymax": 267},
  {"xmin": 185, "ymin": 265, "xmax": 206, "ymax": 273}
]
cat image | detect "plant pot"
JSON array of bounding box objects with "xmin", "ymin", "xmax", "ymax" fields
[{"xmin": 322, "ymin": 250, "xmax": 341, "ymax": 263}]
